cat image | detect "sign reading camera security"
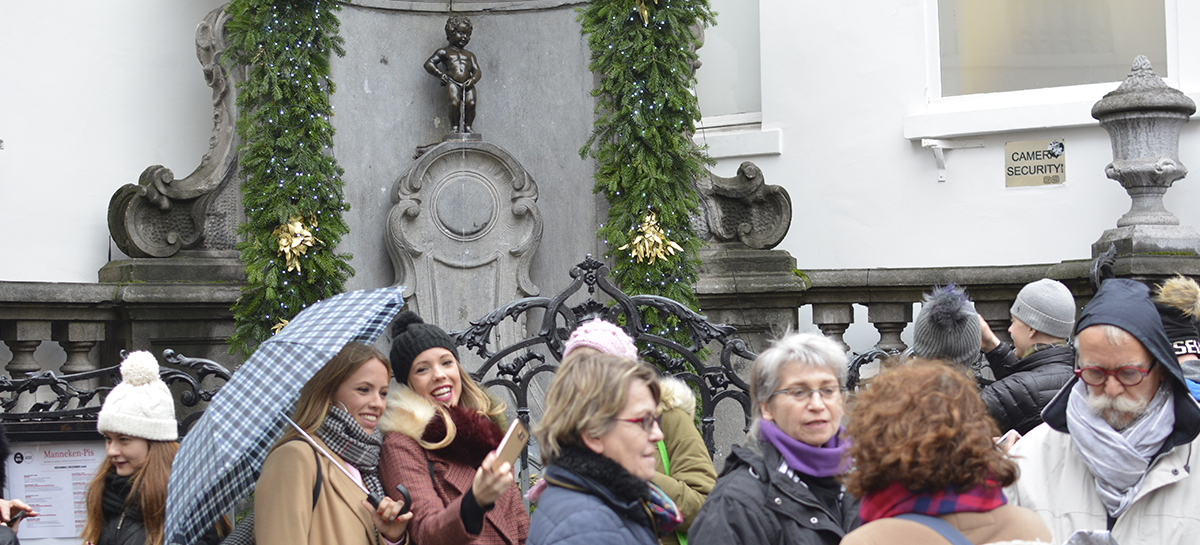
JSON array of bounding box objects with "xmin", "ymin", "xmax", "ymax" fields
[{"xmin": 1005, "ymin": 139, "xmax": 1065, "ymax": 187}]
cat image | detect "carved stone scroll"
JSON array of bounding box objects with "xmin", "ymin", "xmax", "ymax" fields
[
  {"xmin": 694, "ymin": 161, "xmax": 792, "ymax": 250},
  {"xmin": 107, "ymin": 7, "xmax": 241, "ymax": 258}
]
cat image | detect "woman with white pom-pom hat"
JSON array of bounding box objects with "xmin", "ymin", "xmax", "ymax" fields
[{"xmin": 82, "ymin": 351, "xmax": 228, "ymax": 545}]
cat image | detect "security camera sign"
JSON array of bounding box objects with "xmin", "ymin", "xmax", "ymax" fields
[{"xmin": 1005, "ymin": 139, "xmax": 1065, "ymax": 187}]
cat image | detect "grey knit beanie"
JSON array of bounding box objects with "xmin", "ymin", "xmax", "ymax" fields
[
  {"xmin": 1010, "ymin": 278, "xmax": 1076, "ymax": 339},
  {"xmin": 912, "ymin": 284, "xmax": 982, "ymax": 368}
]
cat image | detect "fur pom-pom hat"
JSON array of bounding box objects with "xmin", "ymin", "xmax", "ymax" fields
[
  {"xmin": 911, "ymin": 284, "xmax": 983, "ymax": 368},
  {"xmin": 1155, "ymin": 275, "xmax": 1200, "ymax": 360},
  {"xmin": 389, "ymin": 311, "xmax": 459, "ymax": 383},
  {"xmin": 563, "ymin": 319, "xmax": 638, "ymax": 360},
  {"xmin": 97, "ymin": 351, "xmax": 178, "ymax": 441}
]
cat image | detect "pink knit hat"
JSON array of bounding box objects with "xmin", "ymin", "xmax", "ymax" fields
[{"xmin": 563, "ymin": 319, "xmax": 638, "ymax": 360}]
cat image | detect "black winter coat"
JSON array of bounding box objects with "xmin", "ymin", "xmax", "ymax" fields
[
  {"xmin": 980, "ymin": 342, "xmax": 1074, "ymax": 435},
  {"xmin": 687, "ymin": 441, "xmax": 859, "ymax": 545}
]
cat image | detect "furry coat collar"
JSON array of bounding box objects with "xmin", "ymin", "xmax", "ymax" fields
[{"xmin": 378, "ymin": 385, "xmax": 504, "ymax": 467}]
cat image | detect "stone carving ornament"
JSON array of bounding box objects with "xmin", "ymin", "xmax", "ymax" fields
[
  {"xmin": 108, "ymin": 7, "xmax": 242, "ymax": 258},
  {"xmin": 386, "ymin": 141, "xmax": 541, "ymax": 329},
  {"xmin": 693, "ymin": 161, "xmax": 791, "ymax": 249}
]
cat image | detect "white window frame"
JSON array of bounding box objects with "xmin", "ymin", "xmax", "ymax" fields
[{"xmin": 904, "ymin": 0, "xmax": 1191, "ymax": 140}]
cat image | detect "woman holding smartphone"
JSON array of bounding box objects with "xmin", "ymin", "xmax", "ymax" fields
[{"xmin": 379, "ymin": 312, "xmax": 529, "ymax": 545}]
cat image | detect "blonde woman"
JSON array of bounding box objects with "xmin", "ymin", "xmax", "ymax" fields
[{"xmin": 379, "ymin": 312, "xmax": 529, "ymax": 545}]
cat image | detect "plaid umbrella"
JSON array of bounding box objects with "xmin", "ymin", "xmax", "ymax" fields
[{"xmin": 164, "ymin": 286, "xmax": 406, "ymax": 545}]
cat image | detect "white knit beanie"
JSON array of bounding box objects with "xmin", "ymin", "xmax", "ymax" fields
[{"xmin": 97, "ymin": 351, "xmax": 178, "ymax": 441}]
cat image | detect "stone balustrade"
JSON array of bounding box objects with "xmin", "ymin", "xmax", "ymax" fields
[
  {"xmin": 0, "ymin": 282, "xmax": 240, "ymax": 381},
  {"xmin": 802, "ymin": 255, "xmax": 1200, "ymax": 356}
]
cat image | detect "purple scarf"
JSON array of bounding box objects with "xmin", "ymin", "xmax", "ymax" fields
[{"xmin": 759, "ymin": 420, "xmax": 851, "ymax": 477}]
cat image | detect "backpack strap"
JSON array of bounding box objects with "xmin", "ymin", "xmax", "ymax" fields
[
  {"xmin": 894, "ymin": 513, "xmax": 972, "ymax": 545},
  {"xmin": 285, "ymin": 437, "xmax": 323, "ymax": 509}
]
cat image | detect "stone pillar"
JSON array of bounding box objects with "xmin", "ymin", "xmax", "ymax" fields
[
  {"xmin": 52, "ymin": 322, "xmax": 104, "ymax": 376},
  {"xmin": 2, "ymin": 321, "xmax": 50, "ymax": 379},
  {"xmin": 868, "ymin": 303, "xmax": 911, "ymax": 355},
  {"xmin": 1090, "ymin": 55, "xmax": 1200, "ymax": 257},
  {"xmin": 812, "ymin": 303, "xmax": 853, "ymax": 352}
]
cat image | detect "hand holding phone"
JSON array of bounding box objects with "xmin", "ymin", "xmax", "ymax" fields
[{"xmin": 494, "ymin": 420, "xmax": 529, "ymax": 467}]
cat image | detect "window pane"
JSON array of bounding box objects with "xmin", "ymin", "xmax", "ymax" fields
[
  {"xmin": 697, "ymin": 0, "xmax": 761, "ymax": 117},
  {"xmin": 939, "ymin": 0, "xmax": 1166, "ymax": 96}
]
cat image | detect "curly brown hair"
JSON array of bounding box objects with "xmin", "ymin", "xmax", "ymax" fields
[{"xmin": 843, "ymin": 359, "xmax": 1016, "ymax": 497}]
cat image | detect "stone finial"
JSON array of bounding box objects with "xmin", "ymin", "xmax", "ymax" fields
[{"xmin": 1092, "ymin": 56, "xmax": 1196, "ymax": 119}]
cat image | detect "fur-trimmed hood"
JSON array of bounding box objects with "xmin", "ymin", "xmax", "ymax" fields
[
  {"xmin": 378, "ymin": 384, "xmax": 506, "ymax": 468},
  {"xmin": 378, "ymin": 384, "xmax": 440, "ymax": 439},
  {"xmin": 657, "ymin": 376, "xmax": 697, "ymax": 419}
]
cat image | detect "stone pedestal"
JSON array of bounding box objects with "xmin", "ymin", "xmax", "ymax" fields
[
  {"xmin": 385, "ymin": 140, "xmax": 541, "ymax": 372},
  {"xmin": 695, "ymin": 246, "xmax": 808, "ymax": 357},
  {"xmin": 1091, "ymin": 56, "xmax": 1200, "ymax": 257}
]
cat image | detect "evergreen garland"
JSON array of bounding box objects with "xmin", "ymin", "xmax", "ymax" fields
[
  {"xmin": 579, "ymin": 0, "xmax": 715, "ymax": 342},
  {"xmin": 225, "ymin": 0, "xmax": 353, "ymax": 356}
]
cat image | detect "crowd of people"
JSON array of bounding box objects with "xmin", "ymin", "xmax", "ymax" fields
[{"xmin": 5, "ymin": 273, "xmax": 1200, "ymax": 545}]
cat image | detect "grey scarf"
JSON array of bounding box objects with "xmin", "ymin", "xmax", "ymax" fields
[
  {"xmin": 1067, "ymin": 380, "xmax": 1174, "ymax": 518},
  {"xmin": 315, "ymin": 405, "xmax": 386, "ymax": 499}
]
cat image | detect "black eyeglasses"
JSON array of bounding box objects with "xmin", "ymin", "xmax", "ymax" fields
[
  {"xmin": 1074, "ymin": 360, "xmax": 1157, "ymax": 387},
  {"xmin": 616, "ymin": 414, "xmax": 661, "ymax": 433},
  {"xmin": 770, "ymin": 386, "xmax": 845, "ymax": 405}
]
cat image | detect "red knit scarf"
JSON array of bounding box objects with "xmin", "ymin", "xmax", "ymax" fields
[{"xmin": 858, "ymin": 480, "xmax": 1006, "ymax": 523}]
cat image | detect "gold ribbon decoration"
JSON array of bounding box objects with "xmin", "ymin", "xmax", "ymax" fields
[
  {"xmin": 618, "ymin": 211, "xmax": 683, "ymax": 265},
  {"xmin": 271, "ymin": 319, "xmax": 289, "ymax": 335},
  {"xmin": 636, "ymin": 0, "xmax": 657, "ymax": 25},
  {"xmin": 273, "ymin": 215, "xmax": 320, "ymax": 273}
]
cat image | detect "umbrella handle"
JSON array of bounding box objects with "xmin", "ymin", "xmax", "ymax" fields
[{"xmin": 368, "ymin": 484, "xmax": 412, "ymax": 516}]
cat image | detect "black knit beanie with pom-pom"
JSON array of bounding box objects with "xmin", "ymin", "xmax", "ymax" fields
[{"xmin": 389, "ymin": 311, "xmax": 460, "ymax": 382}]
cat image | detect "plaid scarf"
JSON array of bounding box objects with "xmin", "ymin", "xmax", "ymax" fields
[
  {"xmin": 858, "ymin": 480, "xmax": 1006, "ymax": 523},
  {"xmin": 647, "ymin": 482, "xmax": 682, "ymax": 536},
  {"xmin": 315, "ymin": 405, "xmax": 386, "ymax": 499}
]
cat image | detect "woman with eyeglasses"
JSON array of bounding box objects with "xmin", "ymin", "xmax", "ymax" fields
[
  {"xmin": 688, "ymin": 332, "xmax": 859, "ymax": 545},
  {"xmin": 527, "ymin": 352, "xmax": 682, "ymax": 545}
]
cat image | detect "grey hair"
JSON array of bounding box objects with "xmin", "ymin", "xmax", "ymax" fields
[{"xmin": 749, "ymin": 332, "xmax": 847, "ymax": 416}]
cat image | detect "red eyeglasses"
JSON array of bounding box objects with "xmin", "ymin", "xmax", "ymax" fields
[{"xmin": 1074, "ymin": 360, "xmax": 1157, "ymax": 387}]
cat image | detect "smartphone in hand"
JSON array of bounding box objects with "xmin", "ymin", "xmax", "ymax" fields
[{"xmin": 494, "ymin": 420, "xmax": 529, "ymax": 467}]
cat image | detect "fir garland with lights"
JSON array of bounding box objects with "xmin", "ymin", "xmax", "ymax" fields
[
  {"xmin": 579, "ymin": 0, "xmax": 715, "ymax": 344},
  {"xmin": 225, "ymin": 0, "xmax": 353, "ymax": 356}
]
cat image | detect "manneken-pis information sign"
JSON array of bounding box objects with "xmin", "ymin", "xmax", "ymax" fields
[{"xmin": 1006, "ymin": 139, "xmax": 1065, "ymax": 187}]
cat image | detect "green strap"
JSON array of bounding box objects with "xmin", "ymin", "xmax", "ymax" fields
[{"xmin": 655, "ymin": 440, "xmax": 688, "ymax": 545}]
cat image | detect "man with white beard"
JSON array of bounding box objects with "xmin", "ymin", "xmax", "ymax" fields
[{"xmin": 1006, "ymin": 278, "xmax": 1200, "ymax": 545}]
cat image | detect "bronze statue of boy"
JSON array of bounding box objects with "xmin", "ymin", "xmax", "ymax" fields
[{"xmin": 425, "ymin": 16, "xmax": 480, "ymax": 134}]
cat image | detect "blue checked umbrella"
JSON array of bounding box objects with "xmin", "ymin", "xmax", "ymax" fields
[{"xmin": 164, "ymin": 286, "xmax": 406, "ymax": 545}]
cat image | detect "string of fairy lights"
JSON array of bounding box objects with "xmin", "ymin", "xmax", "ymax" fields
[
  {"xmin": 226, "ymin": 0, "xmax": 353, "ymax": 356},
  {"xmin": 581, "ymin": 0, "xmax": 716, "ymax": 343}
]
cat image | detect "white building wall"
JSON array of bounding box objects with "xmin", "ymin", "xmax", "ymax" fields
[
  {"xmin": 0, "ymin": 0, "xmax": 226, "ymax": 282},
  {"xmin": 703, "ymin": 0, "xmax": 1200, "ymax": 271},
  {"xmin": 2, "ymin": 1, "xmax": 1199, "ymax": 292}
]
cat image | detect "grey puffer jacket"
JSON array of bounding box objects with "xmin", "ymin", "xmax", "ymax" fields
[
  {"xmin": 687, "ymin": 440, "xmax": 859, "ymax": 545},
  {"xmin": 980, "ymin": 342, "xmax": 1074, "ymax": 435}
]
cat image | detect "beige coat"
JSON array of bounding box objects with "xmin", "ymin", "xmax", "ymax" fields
[
  {"xmin": 255, "ymin": 438, "xmax": 380, "ymax": 545},
  {"xmin": 841, "ymin": 504, "xmax": 1051, "ymax": 545}
]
